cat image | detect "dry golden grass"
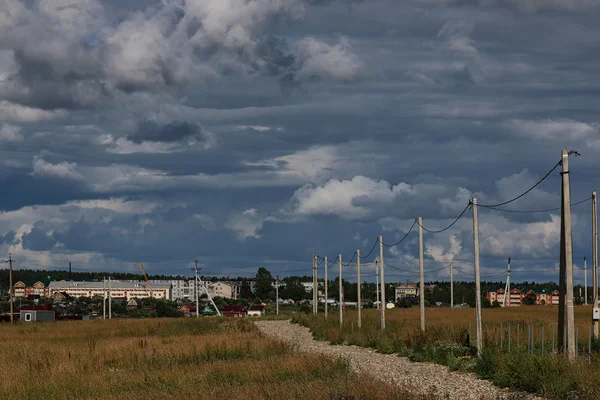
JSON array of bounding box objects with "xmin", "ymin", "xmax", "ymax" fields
[
  {"xmin": 0, "ymin": 318, "xmax": 421, "ymax": 400},
  {"xmin": 309, "ymin": 306, "xmax": 597, "ymax": 348}
]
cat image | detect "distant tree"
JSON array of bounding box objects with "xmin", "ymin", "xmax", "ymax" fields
[
  {"xmin": 240, "ymin": 280, "xmax": 253, "ymax": 299},
  {"xmin": 491, "ymin": 300, "xmax": 501, "ymax": 308},
  {"xmin": 254, "ymin": 267, "xmax": 274, "ymax": 300},
  {"xmin": 280, "ymin": 279, "xmax": 306, "ymax": 300},
  {"xmin": 523, "ymin": 292, "xmax": 537, "ymax": 305}
]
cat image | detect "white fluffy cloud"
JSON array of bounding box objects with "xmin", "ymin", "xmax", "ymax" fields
[
  {"xmin": 0, "ymin": 101, "xmax": 67, "ymax": 123},
  {"xmin": 293, "ymin": 36, "xmax": 364, "ymax": 81},
  {"xmin": 0, "ymin": 123, "xmax": 23, "ymax": 141},
  {"xmin": 225, "ymin": 208, "xmax": 265, "ymax": 240},
  {"xmin": 31, "ymin": 157, "xmax": 83, "ymax": 181}
]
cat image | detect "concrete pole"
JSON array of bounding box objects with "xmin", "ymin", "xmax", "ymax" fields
[
  {"xmin": 8, "ymin": 253, "xmax": 13, "ymax": 323},
  {"xmin": 593, "ymin": 191, "xmax": 598, "ymax": 338},
  {"xmin": 418, "ymin": 216, "xmax": 425, "ymax": 332},
  {"xmin": 472, "ymin": 197, "xmax": 483, "ymax": 353},
  {"xmin": 315, "ymin": 254, "xmax": 319, "ymax": 313},
  {"xmin": 108, "ymin": 276, "xmax": 112, "ymax": 320},
  {"xmin": 357, "ymin": 250, "xmax": 361, "ymax": 329},
  {"xmin": 504, "ymin": 258, "xmax": 511, "ymax": 307},
  {"xmin": 562, "ymin": 149, "xmax": 576, "ymax": 360},
  {"xmin": 195, "ymin": 260, "xmax": 200, "ymax": 318},
  {"xmin": 379, "ymin": 235, "xmax": 386, "ymax": 330},
  {"xmin": 558, "ymin": 175, "xmax": 566, "ymax": 352},
  {"xmin": 339, "ymin": 254, "xmax": 343, "ymax": 329},
  {"xmin": 585, "ymin": 257, "xmax": 588, "ymax": 305},
  {"xmin": 103, "ymin": 277, "xmax": 106, "ymax": 320},
  {"xmin": 375, "ymin": 261, "xmax": 380, "ymax": 309},
  {"xmin": 450, "ymin": 262, "xmax": 454, "ymax": 309},
  {"xmin": 276, "ymin": 275, "xmax": 279, "ymax": 315},
  {"xmin": 324, "ymin": 256, "xmax": 328, "ymax": 320},
  {"xmin": 312, "ymin": 254, "xmax": 317, "ymax": 314}
]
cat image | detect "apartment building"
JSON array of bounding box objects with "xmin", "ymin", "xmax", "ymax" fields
[
  {"xmin": 13, "ymin": 280, "xmax": 51, "ymax": 297},
  {"xmin": 395, "ymin": 283, "xmax": 418, "ymax": 300},
  {"xmin": 48, "ymin": 281, "xmax": 172, "ymax": 300}
]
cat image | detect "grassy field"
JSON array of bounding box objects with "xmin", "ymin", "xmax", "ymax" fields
[
  {"xmin": 293, "ymin": 306, "xmax": 600, "ymax": 399},
  {"xmin": 0, "ymin": 317, "xmax": 426, "ymax": 400}
]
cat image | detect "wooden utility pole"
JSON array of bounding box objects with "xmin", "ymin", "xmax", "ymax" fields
[
  {"xmin": 450, "ymin": 262, "xmax": 454, "ymax": 309},
  {"xmin": 379, "ymin": 235, "xmax": 385, "ymax": 330},
  {"xmin": 593, "ymin": 190, "xmax": 598, "ymax": 339},
  {"xmin": 418, "ymin": 216, "xmax": 425, "ymax": 332},
  {"xmin": 324, "ymin": 256, "xmax": 328, "ymax": 319},
  {"xmin": 472, "ymin": 197, "xmax": 483, "ymax": 353},
  {"xmin": 357, "ymin": 250, "xmax": 361, "ymax": 329},
  {"xmin": 339, "ymin": 254, "xmax": 343, "ymax": 329},
  {"xmin": 561, "ymin": 149, "xmax": 576, "ymax": 359},
  {"xmin": 7, "ymin": 253, "xmax": 14, "ymax": 323},
  {"xmin": 585, "ymin": 257, "xmax": 588, "ymax": 305}
]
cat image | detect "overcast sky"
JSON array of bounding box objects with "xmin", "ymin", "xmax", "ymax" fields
[{"xmin": 0, "ymin": 0, "xmax": 599, "ymax": 283}]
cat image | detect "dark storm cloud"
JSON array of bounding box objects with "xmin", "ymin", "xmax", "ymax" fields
[
  {"xmin": 0, "ymin": 0, "xmax": 599, "ymax": 284},
  {"xmin": 127, "ymin": 120, "xmax": 209, "ymax": 144}
]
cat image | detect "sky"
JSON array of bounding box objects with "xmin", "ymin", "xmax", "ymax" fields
[{"xmin": 0, "ymin": 0, "xmax": 599, "ymax": 284}]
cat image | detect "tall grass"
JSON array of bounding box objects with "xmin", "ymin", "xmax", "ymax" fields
[
  {"xmin": 0, "ymin": 318, "xmax": 423, "ymax": 400},
  {"xmin": 293, "ymin": 306, "xmax": 600, "ymax": 399}
]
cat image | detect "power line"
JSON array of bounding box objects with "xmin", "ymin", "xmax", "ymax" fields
[
  {"xmin": 358, "ymin": 238, "xmax": 379, "ymax": 259},
  {"xmin": 415, "ymin": 202, "xmax": 471, "ymax": 234},
  {"xmin": 380, "ymin": 220, "xmax": 417, "ymax": 247},
  {"xmin": 478, "ymin": 160, "xmax": 561, "ymax": 208},
  {"xmin": 479, "ymin": 196, "xmax": 592, "ymax": 213}
]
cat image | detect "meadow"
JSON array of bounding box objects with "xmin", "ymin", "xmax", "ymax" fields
[
  {"xmin": 293, "ymin": 306, "xmax": 600, "ymax": 399},
  {"xmin": 0, "ymin": 317, "xmax": 418, "ymax": 400}
]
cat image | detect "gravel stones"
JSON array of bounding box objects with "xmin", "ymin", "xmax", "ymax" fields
[{"xmin": 255, "ymin": 320, "xmax": 543, "ymax": 400}]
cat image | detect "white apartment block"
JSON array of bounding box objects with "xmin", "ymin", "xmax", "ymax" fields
[{"xmin": 48, "ymin": 281, "xmax": 172, "ymax": 301}]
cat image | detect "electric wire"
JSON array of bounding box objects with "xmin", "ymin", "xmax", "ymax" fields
[
  {"xmin": 479, "ymin": 196, "xmax": 592, "ymax": 213},
  {"xmin": 415, "ymin": 202, "xmax": 471, "ymax": 234},
  {"xmin": 358, "ymin": 237, "xmax": 380, "ymax": 259},
  {"xmin": 380, "ymin": 220, "xmax": 417, "ymax": 247},
  {"xmin": 478, "ymin": 160, "xmax": 561, "ymax": 208}
]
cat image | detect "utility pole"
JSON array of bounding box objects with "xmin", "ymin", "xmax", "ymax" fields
[
  {"xmin": 276, "ymin": 275, "xmax": 279, "ymax": 315},
  {"xmin": 5, "ymin": 253, "xmax": 14, "ymax": 323},
  {"xmin": 339, "ymin": 254, "xmax": 343, "ymax": 329},
  {"xmin": 418, "ymin": 217, "xmax": 425, "ymax": 332},
  {"xmin": 472, "ymin": 197, "xmax": 483, "ymax": 353},
  {"xmin": 504, "ymin": 258, "xmax": 511, "ymax": 307},
  {"xmin": 561, "ymin": 149, "xmax": 576, "ymax": 359},
  {"xmin": 324, "ymin": 256, "xmax": 328, "ymax": 319},
  {"xmin": 375, "ymin": 260, "xmax": 380, "ymax": 310},
  {"xmin": 450, "ymin": 262, "xmax": 454, "ymax": 309},
  {"xmin": 103, "ymin": 277, "xmax": 106, "ymax": 320},
  {"xmin": 593, "ymin": 190, "xmax": 598, "ymax": 339},
  {"xmin": 357, "ymin": 249, "xmax": 361, "ymax": 329},
  {"xmin": 108, "ymin": 276, "xmax": 112, "ymax": 320},
  {"xmin": 193, "ymin": 260, "xmax": 200, "ymax": 318},
  {"xmin": 313, "ymin": 254, "xmax": 317, "ymax": 314},
  {"xmin": 379, "ymin": 235, "xmax": 385, "ymax": 330},
  {"xmin": 558, "ymin": 171, "xmax": 566, "ymax": 352},
  {"xmin": 585, "ymin": 257, "xmax": 588, "ymax": 305}
]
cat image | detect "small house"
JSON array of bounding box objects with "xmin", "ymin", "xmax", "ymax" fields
[
  {"xmin": 127, "ymin": 298, "xmax": 140, "ymax": 310},
  {"xmin": 247, "ymin": 305, "xmax": 265, "ymax": 317},
  {"xmin": 223, "ymin": 305, "xmax": 247, "ymax": 318},
  {"xmin": 179, "ymin": 304, "xmax": 196, "ymax": 317},
  {"xmin": 20, "ymin": 308, "xmax": 55, "ymax": 322}
]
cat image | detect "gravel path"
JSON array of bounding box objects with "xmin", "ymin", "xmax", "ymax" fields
[{"xmin": 255, "ymin": 320, "xmax": 543, "ymax": 400}]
